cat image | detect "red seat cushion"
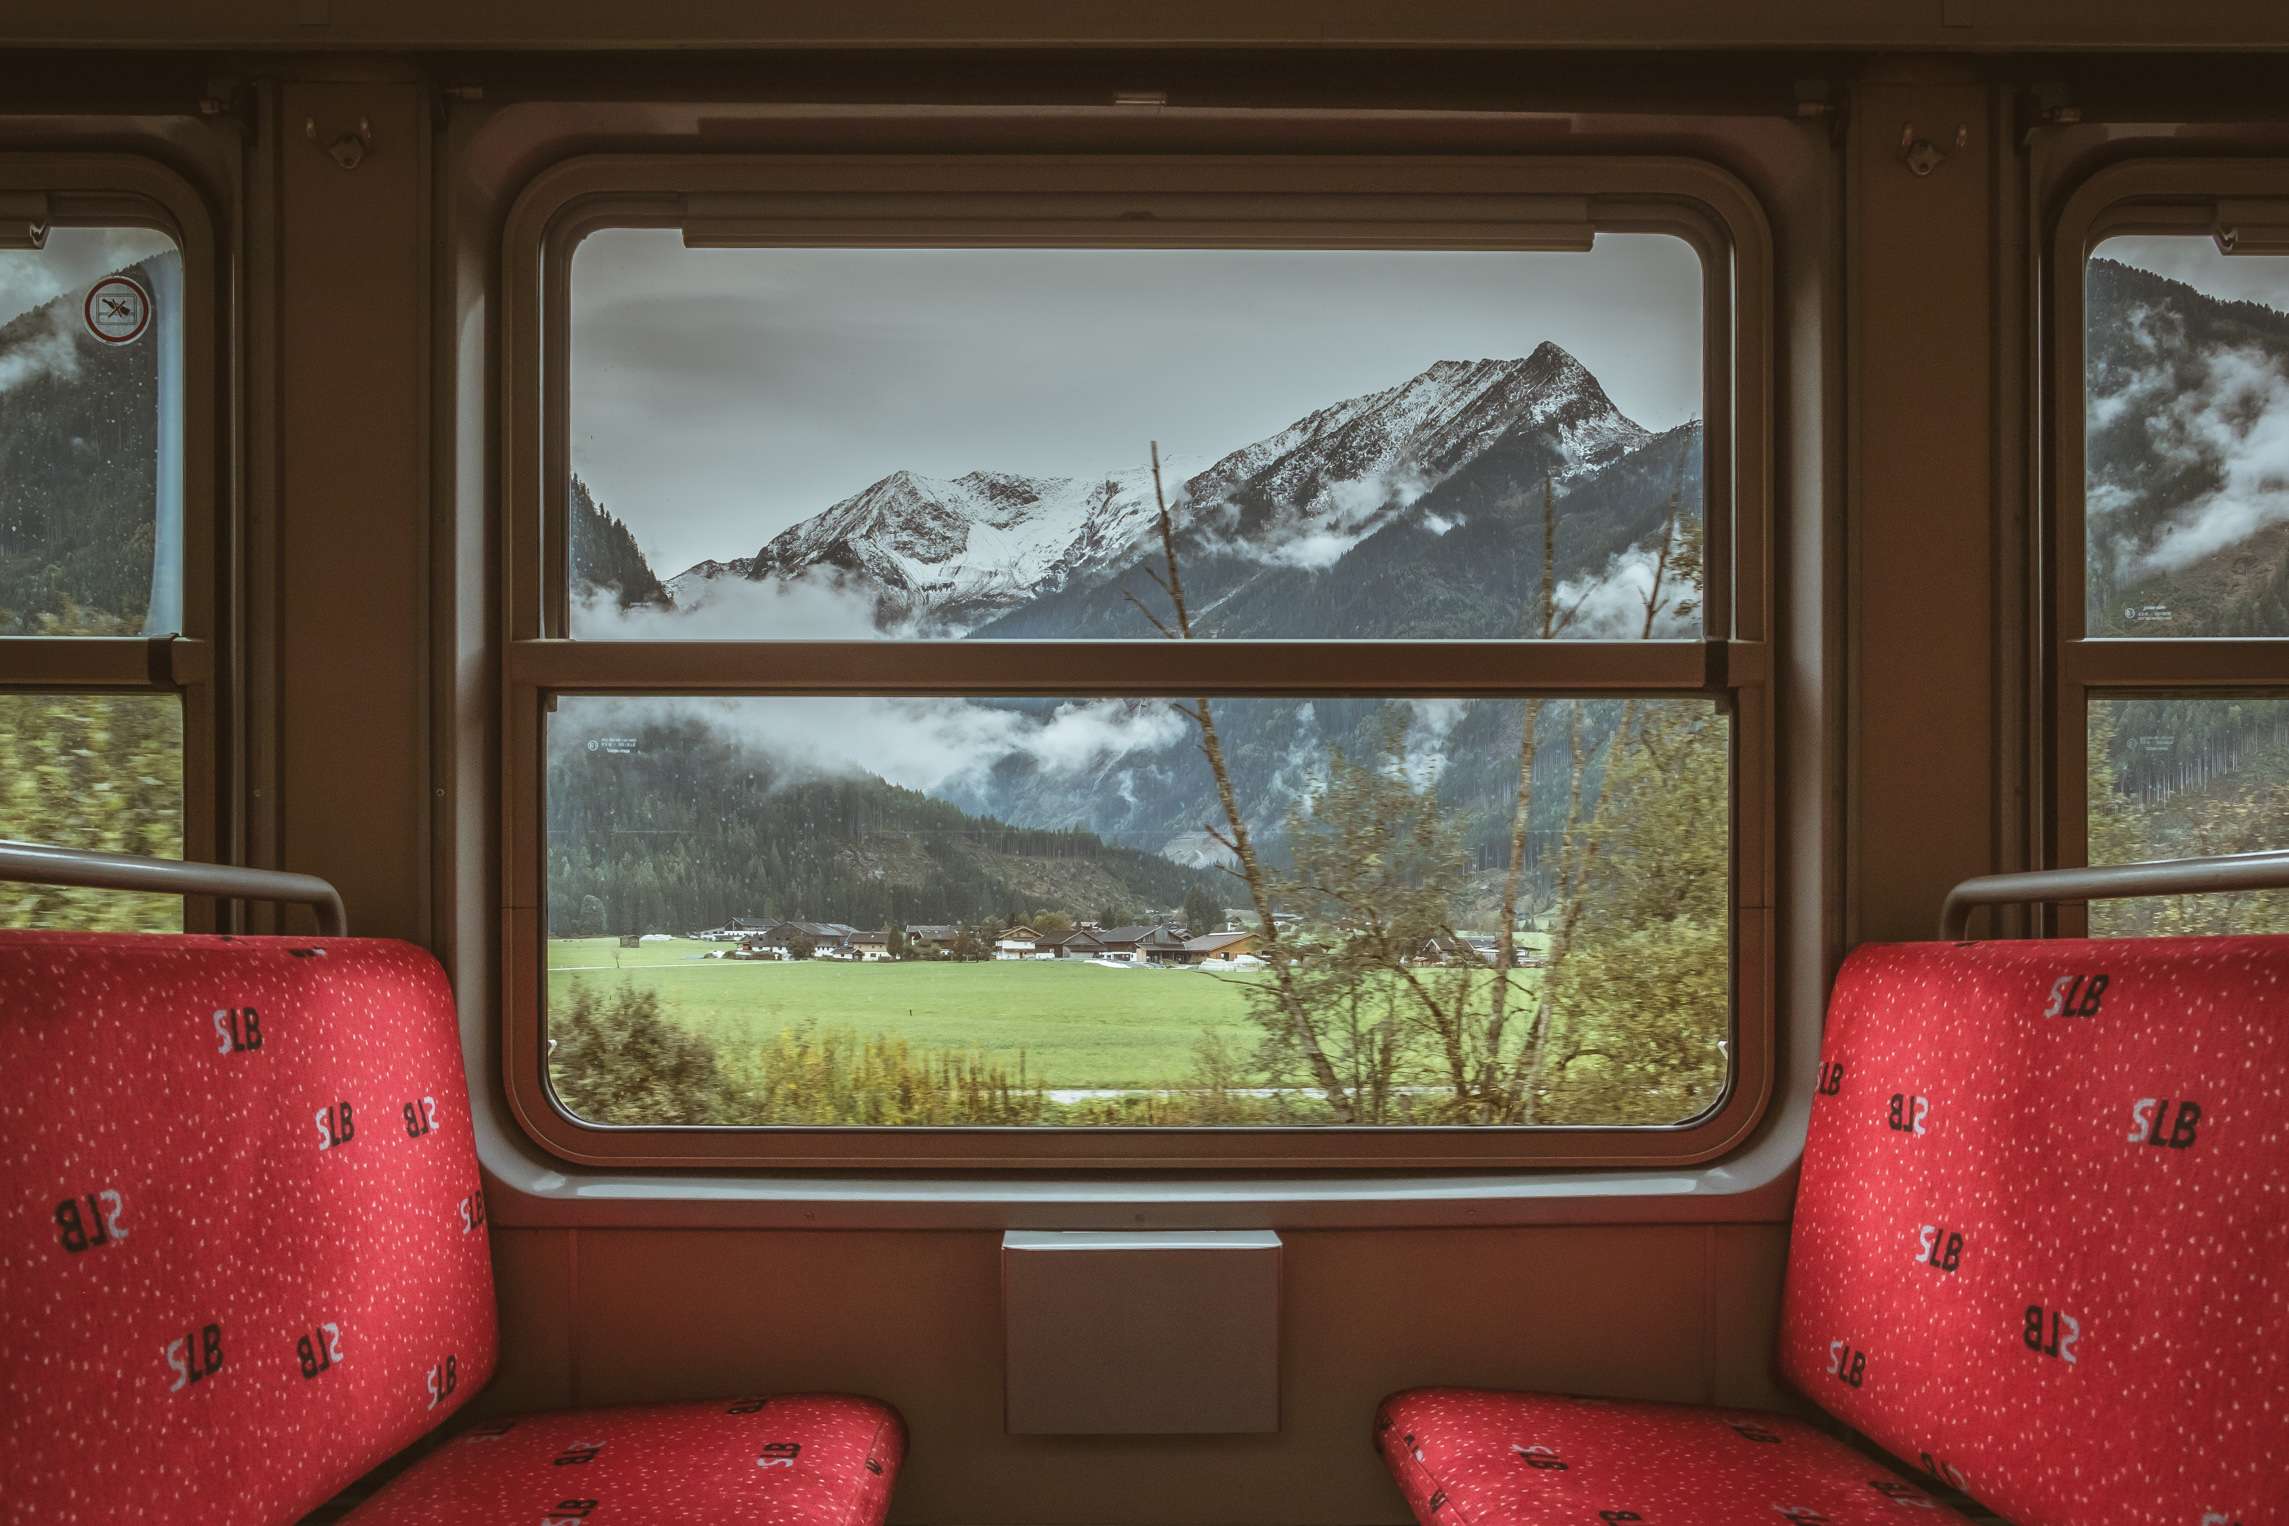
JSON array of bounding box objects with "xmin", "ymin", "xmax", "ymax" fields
[
  {"xmin": 340, "ymin": 1395, "xmax": 907, "ymax": 1525},
  {"xmin": 1778, "ymin": 938, "xmax": 2289, "ymax": 1523},
  {"xmin": 1, "ymin": 933, "xmax": 498, "ymax": 1523},
  {"xmin": 1375, "ymin": 1389, "xmax": 1966, "ymax": 1524}
]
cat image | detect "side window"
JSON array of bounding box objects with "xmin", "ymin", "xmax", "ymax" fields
[
  {"xmin": 2063, "ymin": 182, "xmax": 2289, "ymax": 934},
  {"xmin": 1, "ymin": 222, "xmax": 182, "ymax": 637},
  {"xmin": 0, "ymin": 185, "xmax": 206, "ymax": 931},
  {"xmin": 501, "ymin": 157, "xmax": 1777, "ymax": 1169}
]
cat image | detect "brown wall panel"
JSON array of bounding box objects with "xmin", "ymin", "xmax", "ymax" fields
[
  {"xmin": 274, "ymin": 82, "xmax": 428, "ymax": 939},
  {"xmin": 8, "ymin": 0, "xmax": 2289, "ymax": 49},
  {"xmin": 1848, "ymin": 83, "xmax": 2001, "ymax": 943}
]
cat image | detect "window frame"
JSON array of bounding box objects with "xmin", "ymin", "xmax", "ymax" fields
[
  {"xmin": 499, "ymin": 153, "xmax": 1775, "ymax": 1170},
  {"xmin": 2047, "ymin": 159, "xmax": 2289, "ymax": 932},
  {"xmin": 0, "ymin": 154, "xmax": 220, "ymax": 927}
]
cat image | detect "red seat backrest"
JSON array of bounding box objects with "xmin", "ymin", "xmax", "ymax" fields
[
  {"xmin": 1, "ymin": 933, "xmax": 498, "ymax": 1522},
  {"xmin": 1779, "ymin": 938, "xmax": 2289, "ymax": 1524}
]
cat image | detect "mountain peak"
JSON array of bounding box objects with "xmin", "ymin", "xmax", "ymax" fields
[{"xmin": 668, "ymin": 348, "xmax": 1654, "ymax": 628}]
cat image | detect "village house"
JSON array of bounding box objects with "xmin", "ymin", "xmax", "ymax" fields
[
  {"xmin": 903, "ymin": 923, "xmax": 958, "ymax": 958},
  {"xmin": 1042, "ymin": 927, "xmax": 1107, "ymax": 960},
  {"xmin": 994, "ymin": 924, "xmax": 1042, "ymax": 959},
  {"xmin": 696, "ymin": 915, "xmax": 770, "ymax": 942},
  {"xmin": 740, "ymin": 920, "xmax": 861, "ymax": 959},
  {"xmin": 1411, "ymin": 933, "xmax": 1526, "ymax": 967},
  {"xmin": 700, "ymin": 913, "xmax": 1277, "ymax": 964},
  {"xmin": 1097, "ymin": 924, "xmax": 1192, "ymax": 965},
  {"xmin": 1177, "ymin": 929, "xmax": 1263, "ymax": 964}
]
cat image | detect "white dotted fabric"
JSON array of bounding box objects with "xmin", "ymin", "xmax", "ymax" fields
[
  {"xmin": 2, "ymin": 933, "xmax": 498, "ymax": 1524},
  {"xmin": 1779, "ymin": 937, "xmax": 2289, "ymax": 1524},
  {"xmin": 342, "ymin": 1395, "xmax": 906, "ymax": 1526},
  {"xmin": 1375, "ymin": 1389, "xmax": 1962, "ymax": 1524}
]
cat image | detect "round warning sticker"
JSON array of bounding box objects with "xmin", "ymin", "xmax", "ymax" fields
[{"xmin": 83, "ymin": 274, "xmax": 153, "ymax": 346}]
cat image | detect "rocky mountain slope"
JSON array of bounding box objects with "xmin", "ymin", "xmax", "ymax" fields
[{"xmin": 656, "ymin": 341, "xmax": 1662, "ymax": 639}]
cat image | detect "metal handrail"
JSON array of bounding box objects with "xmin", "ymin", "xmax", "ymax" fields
[
  {"xmin": 0, "ymin": 839, "xmax": 348, "ymax": 937},
  {"xmin": 1939, "ymin": 850, "xmax": 2289, "ymax": 940}
]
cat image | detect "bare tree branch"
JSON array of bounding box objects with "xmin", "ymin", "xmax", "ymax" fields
[
  {"xmin": 1142, "ymin": 440, "xmax": 1356, "ymax": 1123},
  {"xmin": 1121, "ymin": 589, "xmax": 1177, "ymax": 640}
]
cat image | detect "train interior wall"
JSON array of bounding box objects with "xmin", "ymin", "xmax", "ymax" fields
[{"xmin": 6, "ymin": 12, "xmax": 2288, "ymax": 1520}]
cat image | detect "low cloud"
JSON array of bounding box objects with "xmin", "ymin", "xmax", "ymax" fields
[
  {"xmin": 573, "ymin": 569, "xmax": 892, "ymax": 640},
  {"xmin": 2090, "ymin": 320, "xmax": 2289, "ymax": 578},
  {"xmin": 2131, "ymin": 345, "xmax": 2289, "ymax": 575},
  {"xmin": 554, "ymin": 692, "xmax": 1192, "ymax": 800},
  {"xmin": 1551, "ymin": 542, "xmax": 1698, "ymax": 639},
  {"xmin": 1394, "ymin": 699, "xmax": 1466, "ymax": 788},
  {"xmin": 0, "ymin": 308, "xmax": 81, "ymax": 393},
  {"xmin": 1188, "ymin": 462, "xmax": 1444, "ymax": 571}
]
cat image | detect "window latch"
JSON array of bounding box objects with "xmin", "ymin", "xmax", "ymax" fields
[
  {"xmin": 2214, "ymin": 199, "xmax": 2289, "ymax": 257},
  {"xmin": 0, "ymin": 192, "xmax": 49, "ymax": 251}
]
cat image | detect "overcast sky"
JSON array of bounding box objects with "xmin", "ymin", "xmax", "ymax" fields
[{"xmin": 569, "ymin": 232, "xmax": 1705, "ymax": 578}]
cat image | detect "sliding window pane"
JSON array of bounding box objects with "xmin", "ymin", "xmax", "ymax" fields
[
  {"xmin": 0, "ymin": 692, "xmax": 183, "ymax": 930},
  {"xmin": 2085, "ymin": 238, "xmax": 2289, "ymax": 637},
  {"xmin": 0, "ymin": 227, "xmax": 184, "ymax": 636},
  {"xmin": 543, "ymin": 693, "xmax": 1730, "ymax": 1128},
  {"xmin": 2087, "ymin": 696, "xmax": 2289, "ymax": 934},
  {"xmin": 567, "ymin": 239, "xmax": 1706, "ymax": 641}
]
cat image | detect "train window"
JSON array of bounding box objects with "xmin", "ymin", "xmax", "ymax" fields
[
  {"xmin": 545, "ymin": 694, "xmax": 1730, "ymax": 1130},
  {"xmin": 504, "ymin": 157, "xmax": 1772, "ymax": 1167},
  {"xmin": 565, "ymin": 240, "xmax": 1707, "ymax": 644},
  {"xmin": 0, "ymin": 224, "xmax": 182, "ymax": 637},
  {"xmin": 2060, "ymin": 171, "xmax": 2289, "ymax": 934},
  {"xmin": 0, "ymin": 178, "xmax": 211, "ymax": 933}
]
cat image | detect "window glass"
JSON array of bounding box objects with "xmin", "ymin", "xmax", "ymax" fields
[
  {"xmin": 2085, "ymin": 238, "xmax": 2289, "ymax": 638},
  {"xmin": 0, "ymin": 692, "xmax": 183, "ymax": 931},
  {"xmin": 0, "ymin": 226, "xmax": 183, "ymax": 637},
  {"xmin": 2087, "ymin": 696, "xmax": 2289, "ymax": 935},
  {"xmin": 544, "ymin": 693, "xmax": 1729, "ymax": 1127},
  {"xmin": 567, "ymin": 238, "xmax": 1706, "ymax": 642}
]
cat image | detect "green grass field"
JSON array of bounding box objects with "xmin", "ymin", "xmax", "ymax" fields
[{"xmin": 547, "ymin": 938, "xmax": 1263, "ymax": 1089}]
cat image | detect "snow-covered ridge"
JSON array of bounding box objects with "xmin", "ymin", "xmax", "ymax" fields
[{"xmin": 662, "ymin": 342, "xmax": 1648, "ymax": 632}]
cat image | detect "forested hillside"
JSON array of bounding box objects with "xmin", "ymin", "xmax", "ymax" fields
[
  {"xmin": 546, "ymin": 714, "xmax": 1230, "ymax": 936},
  {"xmin": 2085, "ymin": 257, "xmax": 2289, "ymax": 637},
  {"xmin": 570, "ymin": 474, "xmax": 670, "ymax": 609}
]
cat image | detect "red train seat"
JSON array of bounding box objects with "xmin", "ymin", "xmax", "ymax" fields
[
  {"xmin": 1378, "ymin": 936, "xmax": 2289, "ymax": 1525},
  {"xmin": 1377, "ymin": 1390, "xmax": 1965, "ymax": 1522},
  {"xmin": 338, "ymin": 1395, "xmax": 905, "ymax": 1525},
  {"xmin": 2, "ymin": 931, "xmax": 905, "ymax": 1525}
]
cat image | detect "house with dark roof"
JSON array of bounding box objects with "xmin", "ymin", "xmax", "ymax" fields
[
  {"xmin": 1177, "ymin": 930, "xmax": 1263, "ymax": 964},
  {"xmin": 1097, "ymin": 924, "xmax": 1191, "ymax": 964},
  {"xmin": 903, "ymin": 924, "xmax": 959, "ymax": 958},
  {"xmin": 1043, "ymin": 927, "xmax": 1107, "ymax": 960},
  {"xmin": 697, "ymin": 915, "xmax": 771, "ymax": 942},
  {"xmin": 742, "ymin": 920, "xmax": 861, "ymax": 958}
]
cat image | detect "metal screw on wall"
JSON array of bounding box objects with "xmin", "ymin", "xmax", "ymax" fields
[
  {"xmin": 1900, "ymin": 123, "xmax": 1968, "ymax": 176},
  {"xmin": 305, "ymin": 115, "xmax": 373, "ymax": 171}
]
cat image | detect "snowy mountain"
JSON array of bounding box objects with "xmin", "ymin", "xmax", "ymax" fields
[
  {"xmin": 662, "ymin": 341, "xmax": 1653, "ymax": 635},
  {"xmin": 664, "ymin": 458, "xmax": 1176, "ymax": 635},
  {"xmin": 596, "ymin": 341, "xmax": 1702, "ymax": 871},
  {"xmin": 1176, "ymin": 344, "xmax": 1649, "ymax": 565}
]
